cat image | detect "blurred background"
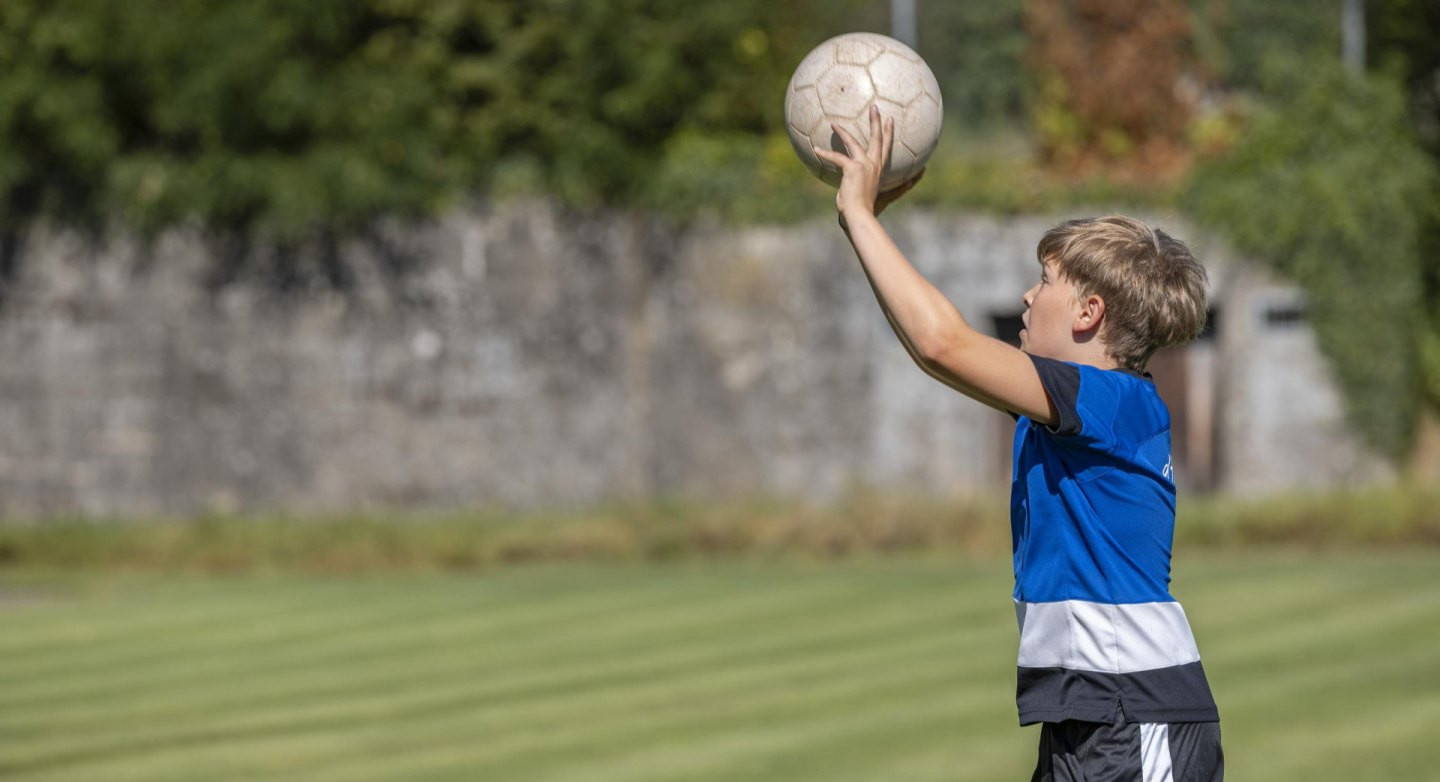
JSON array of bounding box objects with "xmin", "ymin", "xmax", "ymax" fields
[{"xmin": 0, "ymin": 1, "xmax": 1437, "ymax": 781}]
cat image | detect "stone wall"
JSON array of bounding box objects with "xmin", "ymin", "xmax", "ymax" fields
[{"xmin": 0, "ymin": 203, "xmax": 1389, "ymax": 517}]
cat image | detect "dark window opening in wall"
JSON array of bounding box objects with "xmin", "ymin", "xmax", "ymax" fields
[
  {"xmin": 1265, "ymin": 303, "xmax": 1307, "ymax": 328},
  {"xmin": 991, "ymin": 313, "xmax": 1024, "ymax": 347},
  {"xmin": 1197, "ymin": 308, "xmax": 1219, "ymax": 342}
]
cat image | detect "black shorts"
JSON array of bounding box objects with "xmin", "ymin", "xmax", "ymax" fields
[{"xmin": 1031, "ymin": 720, "xmax": 1223, "ymax": 782}]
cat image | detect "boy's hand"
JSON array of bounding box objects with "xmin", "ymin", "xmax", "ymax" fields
[
  {"xmin": 876, "ymin": 168, "xmax": 924, "ymax": 216},
  {"xmin": 813, "ymin": 105, "xmax": 922, "ymax": 224}
]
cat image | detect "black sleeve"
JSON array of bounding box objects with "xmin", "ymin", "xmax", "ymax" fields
[{"xmin": 1027, "ymin": 354, "xmax": 1082, "ymax": 437}]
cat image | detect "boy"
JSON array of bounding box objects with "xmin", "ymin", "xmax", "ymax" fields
[{"xmin": 814, "ymin": 106, "xmax": 1222, "ymax": 781}]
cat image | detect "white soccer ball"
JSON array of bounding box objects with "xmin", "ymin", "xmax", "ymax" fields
[{"xmin": 784, "ymin": 32, "xmax": 943, "ymax": 191}]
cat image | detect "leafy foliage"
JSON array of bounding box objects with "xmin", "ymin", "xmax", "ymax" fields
[
  {"xmin": 1368, "ymin": 0, "xmax": 1440, "ymax": 410},
  {"xmin": 1, "ymin": 0, "xmax": 1436, "ymax": 442},
  {"xmin": 1189, "ymin": 0, "xmax": 1340, "ymax": 91},
  {"xmin": 0, "ymin": 0, "xmax": 1384, "ymax": 240},
  {"xmin": 914, "ymin": 1, "xmax": 1029, "ymax": 128},
  {"xmin": 1185, "ymin": 59, "xmax": 1435, "ymax": 457},
  {"xmin": 0, "ymin": 0, "xmax": 455, "ymax": 287},
  {"xmin": 406, "ymin": 0, "xmax": 851, "ymax": 207},
  {"xmin": 1024, "ymin": 0, "xmax": 1198, "ymax": 179},
  {"xmin": 0, "ymin": 0, "xmax": 863, "ymax": 283}
]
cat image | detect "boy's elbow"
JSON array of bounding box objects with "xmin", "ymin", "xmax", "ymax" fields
[{"xmin": 913, "ymin": 322, "xmax": 969, "ymax": 370}]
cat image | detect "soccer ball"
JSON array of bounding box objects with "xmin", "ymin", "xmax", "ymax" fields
[{"xmin": 784, "ymin": 32, "xmax": 943, "ymax": 191}]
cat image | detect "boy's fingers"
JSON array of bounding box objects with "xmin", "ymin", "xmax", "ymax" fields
[
  {"xmin": 871, "ymin": 115, "xmax": 890, "ymax": 170},
  {"xmin": 875, "ymin": 114, "xmax": 887, "ymax": 167},
  {"xmin": 831, "ymin": 123, "xmax": 867, "ymax": 158},
  {"xmin": 866, "ymin": 106, "xmax": 880, "ymax": 164},
  {"xmin": 812, "ymin": 146, "xmax": 851, "ymax": 168}
]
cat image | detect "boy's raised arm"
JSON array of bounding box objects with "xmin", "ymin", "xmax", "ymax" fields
[{"xmin": 813, "ymin": 106, "xmax": 1057, "ymax": 426}]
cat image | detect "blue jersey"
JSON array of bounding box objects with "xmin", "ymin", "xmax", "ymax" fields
[{"xmin": 1010, "ymin": 356, "xmax": 1218, "ymax": 725}]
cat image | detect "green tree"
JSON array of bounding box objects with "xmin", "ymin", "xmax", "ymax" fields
[
  {"xmin": 1024, "ymin": 0, "xmax": 1198, "ymax": 179},
  {"xmin": 1369, "ymin": 0, "xmax": 1440, "ymax": 409},
  {"xmin": 1188, "ymin": 0, "xmax": 1340, "ymax": 91},
  {"xmin": 0, "ymin": 1, "xmax": 120, "ymax": 279},
  {"xmin": 0, "ymin": 0, "xmax": 454, "ymax": 288},
  {"xmin": 407, "ymin": 0, "xmax": 851, "ymax": 206},
  {"xmin": 0, "ymin": 0, "xmax": 860, "ymax": 286},
  {"xmin": 914, "ymin": 1, "xmax": 1028, "ymax": 128},
  {"xmin": 1185, "ymin": 59, "xmax": 1434, "ymax": 458}
]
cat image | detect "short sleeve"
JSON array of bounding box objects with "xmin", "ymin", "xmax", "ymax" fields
[{"xmin": 1027, "ymin": 355, "xmax": 1082, "ymax": 437}]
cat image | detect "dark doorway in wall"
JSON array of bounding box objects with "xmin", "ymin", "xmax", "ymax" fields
[
  {"xmin": 987, "ymin": 312, "xmax": 1025, "ymax": 484},
  {"xmin": 1149, "ymin": 307, "xmax": 1220, "ymax": 491},
  {"xmin": 991, "ymin": 313, "xmax": 1024, "ymax": 347}
]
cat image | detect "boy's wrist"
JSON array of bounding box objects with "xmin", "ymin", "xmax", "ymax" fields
[{"xmin": 841, "ymin": 205, "xmax": 878, "ymax": 227}]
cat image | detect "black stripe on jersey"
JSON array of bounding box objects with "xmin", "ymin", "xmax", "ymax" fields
[
  {"xmin": 1028, "ymin": 354, "xmax": 1083, "ymax": 436},
  {"xmin": 1017, "ymin": 661, "xmax": 1220, "ymax": 726}
]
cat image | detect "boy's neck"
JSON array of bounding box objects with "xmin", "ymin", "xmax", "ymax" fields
[{"xmin": 1039, "ymin": 339, "xmax": 1120, "ymax": 371}]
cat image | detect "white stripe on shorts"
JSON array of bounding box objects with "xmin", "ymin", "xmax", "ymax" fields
[{"xmin": 1140, "ymin": 723, "xmax": 1174, "ymax": 782}]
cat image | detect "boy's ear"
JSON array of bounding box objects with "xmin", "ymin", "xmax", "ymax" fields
[{"xmin": 1073, "ymin": 293, "xmax": 1105, "ymax": 335}]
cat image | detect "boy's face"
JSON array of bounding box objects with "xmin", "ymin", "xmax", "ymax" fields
[{"xmin": 1019, "ymin": 260, "xmax": 1085, "ymax": 359}]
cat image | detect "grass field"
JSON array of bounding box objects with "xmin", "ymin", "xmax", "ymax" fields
[{"xmin": 2, "ymin": 551, "xmax": 1438, "ymax": 781}]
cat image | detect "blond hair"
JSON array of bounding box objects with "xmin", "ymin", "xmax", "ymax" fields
[{"xmin": 1037, "ymin": 216, "xmax": 1208, "ymax": 371}]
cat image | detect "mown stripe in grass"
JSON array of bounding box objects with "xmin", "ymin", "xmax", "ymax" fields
[
  {"xmin": 0, "ymin": 564, "xmax": 989, "ymax": 717},
  {"xmin": 295, "ymin": 646, "xmax": 1001, "ymax": 782},
  {"xmin": 0, "ymin": 564, "xmax": 1013, "ymax": 771},
  {"xmin": 0, "ymin": 569, "xmax": 726, "ymax": 681},
  {"xmin": 5, "ymin": 604, "xmax": 996, "ymax": 754},
  {"xmin": 3, "ymin": 611, "xmax": 996, "ymax": 779},
  {"xmin": 0, "ymin": 585, "xmax": 987, "ymax": 744},
  {"xmin": 2, "ymin": 554, "xmax": 1437, "ymax": 782}
]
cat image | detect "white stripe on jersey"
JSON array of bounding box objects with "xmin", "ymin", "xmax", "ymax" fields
[
  {"xmin": 1140, "ymin": 722, "xmax": 1175, "ymax": 782},
  {"xmin": 1015, "ymin": 599, "xmax": 1202, "ymax": 673}
]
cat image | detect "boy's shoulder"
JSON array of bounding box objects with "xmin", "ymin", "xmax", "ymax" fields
[
  {"xmin": 1018, "ymin": 356, "xmax": 1175, "ymax": 497},
  {"xmin": 1026, "ymin": 354, "xmax": 1169, "ymax": 443}
]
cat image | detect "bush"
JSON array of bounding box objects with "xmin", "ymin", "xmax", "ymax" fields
[
  {"xmin": 1024, "ymin": 0, "xmax": 1197, "ymax": 179},
  {"xmin": 0, "ymin": 0, "xmax": 864, "ymax": 280},
  {"xmin": 1185, "ymin": 58, "xmax": 1435, "ymax": 459}
]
